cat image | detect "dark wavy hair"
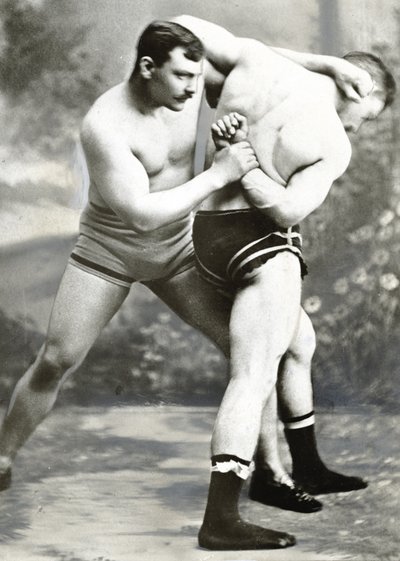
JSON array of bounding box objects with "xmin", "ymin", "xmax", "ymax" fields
[
  {"xmin": 343, "ymin": 51, "xmax": 396, "ymax": 109},
  {"xmin": 130, "ymin": 21, "xmax": 204, "ymax": 78}
]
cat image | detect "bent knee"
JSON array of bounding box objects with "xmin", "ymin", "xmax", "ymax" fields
[
  {"xmin": 231, "ymin": 355, "xmax": 282, "ymax": 393},
  {"xmin": 289, "ymin": 319, "xmax": 316, "ymax": 363},
  {"xmin": 243, "ymin": 370, "xmax": 278, "ymax": 401},
  {"xmin": 29, "ymin": 343, "xmax": 82, "ymax": 391}
]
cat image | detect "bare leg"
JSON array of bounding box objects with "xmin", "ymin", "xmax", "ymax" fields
[
  {"xmin": 147, "ymin": 260, "xmax": 300, "ymax": 550},
  {"xmin": 0, "ymin": 264, "xmax": 129, "ymax": 488},
  {"xmin": 255, "ymin": 390, "xmax": 285, "ymax": 477},
  {"xmin": 211, "ymin": 256, "xmax": 300, "ymax": 458},
  {"xmin": 248, "ymin": 314, "xmax": 322, "ymax": 513},
  {"xmin": 277, "ymin": 308, "xmax": 315, "ymax": 420},
  {"xmin": 150, "ymin": 255, "xmax": 300, "ymax": 549},
  {"xmin": 277, "ymin": 308, "xmax": 368, "ymax": 494},
  {"xmin": 147, "ymin": 266, "xmax": 288, "ymax": 461},
  {"xmin": 149, "ymin": 266, "xmax": 337, "ymax": 510},
  {"xmin": 144, "ymin": 266, "xmax": 231, "ymax": 354},
  {"xmin": 252, "ymin": 307, "xmax": 314, "ymax": 472},
  {"xmin": 201, "ymin": 254, "xmax": 301, "ymax": 549},
  {"xmin": 148, "ymin": 266, "xmax": 301, "ymax": 492}
]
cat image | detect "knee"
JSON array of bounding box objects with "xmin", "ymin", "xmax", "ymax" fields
[
  {"xmin": 232, "ymin": 361, "xmax": 280, "ymax": 400},
  {"xmin": 288, "ymin": 317, "xmax": 316, "ymax": 365},
  {"xmin": 29, "ymin": 341, "xmax": 82, "ymax": 391}
]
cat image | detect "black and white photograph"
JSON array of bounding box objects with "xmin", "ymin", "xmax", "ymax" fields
[{"xmin": 0, "ymin": 1, "xmax": 399, "ymax": 560}]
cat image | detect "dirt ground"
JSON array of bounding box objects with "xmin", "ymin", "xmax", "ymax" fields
[{"xmin": 0, "ymin": 405, "xmax": 399, "ymax": 561}]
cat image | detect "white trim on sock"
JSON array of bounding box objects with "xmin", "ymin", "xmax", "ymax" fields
[
  {"xmin": 211, "ymin": 459, "xmax": 255, "ymax": 480},
  {"xmin": 284, "ymin": 414, "xmax": 315, "ymax": 430}
]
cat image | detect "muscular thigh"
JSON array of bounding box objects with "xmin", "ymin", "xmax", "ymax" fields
[
  {"xmin": 230, "ymin": 253, "xmax": 302, "ymax": 373},
  {"xmin": 46, "ymin": 263, "xmax": 129, "ymax": 359},
  {"xmin": 144, "ymin": 267, "xmax": 232, "ymax": 356}
]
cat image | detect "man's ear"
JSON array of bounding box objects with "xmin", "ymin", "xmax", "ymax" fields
[{"xmin": 139, "ymin": 56, "xmax": 156, "ymax": 79}]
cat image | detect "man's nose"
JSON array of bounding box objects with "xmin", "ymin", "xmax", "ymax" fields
[{"xmin": 185, "ymin": 79, "xmax": 196, "ymax": 94}]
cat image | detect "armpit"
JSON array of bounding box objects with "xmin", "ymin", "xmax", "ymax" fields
[{"xmin": 204, "ymin": 62, "xmax": 226, "ymax": 108}]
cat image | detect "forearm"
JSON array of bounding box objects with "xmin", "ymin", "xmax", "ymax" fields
[
  {"xmin": 271, "ymin": 48, "xmax": 338, "ymax": 75},
  {"xmin": 242, "ymin": 169, "xmax": 316, "ymax": 228},
  {"xmin": 270, "ymin": 48, "xmax": 373, "ymax": 99},
  {"xmin": 123, "ymin": 167, "xmax": 224, "ymax": 233}
]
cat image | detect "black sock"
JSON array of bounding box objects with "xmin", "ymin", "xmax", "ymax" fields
[
  {"xmin": 284, "ymin": 420, "xmax": 324, "ymax": 475},
  {"xmin": 202, "ymin": 468, "xmax": 242, "ymax": 524},
  {"xmin": 198, "ymin": 455, "xmax": 296, "ymax": 550},
  {"xmin": 284, "ymin": 422, "xmax": 368, "ymax": 494}
]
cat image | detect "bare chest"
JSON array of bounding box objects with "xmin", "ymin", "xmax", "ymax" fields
[{"xmin": 129, "ymin": 108, "xmax": 199, "ymax": 180}]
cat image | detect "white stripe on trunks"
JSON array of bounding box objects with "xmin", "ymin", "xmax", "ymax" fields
[{"xmin": 230, "ymin": 244, "xmax": 302, "ymax": 281}]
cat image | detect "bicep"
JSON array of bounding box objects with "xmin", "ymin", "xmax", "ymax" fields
[
  {"xmin": 286, "ymin": 158, "xmax": 345, "ymax": 213},
  {"xmin": 81, "ymin": 126, "xmax": 150, "ymax": 218},
  {"xmin": 283, "ymin": 126, "xmax": 351, "ymax": 210}
]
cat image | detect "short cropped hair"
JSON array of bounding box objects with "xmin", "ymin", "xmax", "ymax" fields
[
  {"xmin": 343, "ymin": 51, "xmax": 396, "ymax": 109},
  {"xmin": 131, "ymin": 21, "xmax": 204, "ymax": 77}
]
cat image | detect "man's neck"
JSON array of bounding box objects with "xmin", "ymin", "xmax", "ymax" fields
[{"xmin": 128, "ymin": 75, "xmax": 162, "ymax": 115}]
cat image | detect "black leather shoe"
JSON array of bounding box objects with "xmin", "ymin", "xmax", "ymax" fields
[
  {"xmin": 293, "ymin": 469, "xmax": 368, "ymax": 495},
  {"xmin": 249, "ymin": 470, "xmax": 323, "ymax": 513}
]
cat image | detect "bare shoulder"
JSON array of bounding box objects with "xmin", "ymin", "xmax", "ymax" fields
[{"xmin": 80, "ymin": 84, "xmax": 129, "ymax": 150}]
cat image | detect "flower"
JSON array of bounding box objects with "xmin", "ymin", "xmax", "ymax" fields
[
  {"xmin": 371, "ymin": 249, "xmax": 390, "ymax": 266},
  {"xmin": 348, "ymin": 225, "xmax": 374, "ymax": 244},
  {"xmin": 362, "ymin": 276, "xmax": 376, "ymax": 292},
  {"xmin": 377, "ymin": 225, "xmax": 394, "ymax": 241},
  {"xmin": 317, "ymin": 330, "xmax": 333, "ymax": 344},
  {"xmin": 334, "ymin": 304, "xmax": 349, "ymax": 320},
  {"xmin": 351, "ymin": 267, "xmax": 368, "ymax": 285},
  {"xmin": 303, "ymin": 296, "xmax": 322, "ymax": 314},
  {"xmin": 323, "ymin": 313, "xmax": 336, "ymax": 327},
  {"xmin": 378, "ymin": 209, "xmax": 395, "ymax": 227},
  {"xmin": 333, "ymin": 278, "xmax": 349, "ymax": 295},
  {"xmin": 379, "ymin": 273, "xmax": 400, "ymax": 291}
]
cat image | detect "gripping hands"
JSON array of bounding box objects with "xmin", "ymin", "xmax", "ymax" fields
[
  {"xmin": 210, "ymin": 112, "xmax": 258, "ymax": 186},
  {"xmin": 211, "ymin": 112, "xmax": 250, "ymax": 148}
]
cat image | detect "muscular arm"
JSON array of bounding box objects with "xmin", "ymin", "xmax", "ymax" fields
[
  {"xmin": 242, "ymin": 151, "xmax": 351, "ymax": 228},
  {"xmin": 170, "ymin": 15, "xmax": 373, "ymax": 100},
  {"xmin": 81, "ymin": 119, "xmax": 256, "ymax": 233},
  {"xmin": 270, "ymin": 48, "xmax": 373, "ymax": 100},
  {"xmin": 211, "ymin": 112, "xmax": 352, "ymax": 227}
]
